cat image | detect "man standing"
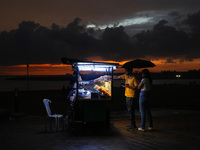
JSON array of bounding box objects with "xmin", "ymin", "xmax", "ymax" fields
[{"xmin": 114, "ymin": 68, "xmax": 138, "ymax": 130}]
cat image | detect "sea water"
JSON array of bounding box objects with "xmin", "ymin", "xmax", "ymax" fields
[
  {"xmin": 0, "ymin": 76, "xmax": 69, "ymax": 91},
  {"xmin": 0, "ymin": 76, "xmax": 200, "ymax": 92}
]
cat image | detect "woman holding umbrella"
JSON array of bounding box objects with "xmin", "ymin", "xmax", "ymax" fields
[{"xmin": 137, "ymin": 69, "xmax": 153, "ymax": 131}]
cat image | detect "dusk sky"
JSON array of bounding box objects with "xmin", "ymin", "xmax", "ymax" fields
[{"xmin": 0, "ymin": 0, "xmax": 200, "ymax": 75}]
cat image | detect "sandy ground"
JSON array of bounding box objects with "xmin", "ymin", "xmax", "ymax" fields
[{"xmin": 0, "ymin": 109, "xmax": 200, "ymax": 150}]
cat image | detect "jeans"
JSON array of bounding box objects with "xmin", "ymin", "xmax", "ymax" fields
[
  {"xmin": 139, "ymin": 91, "xmax": 153, "ymax": 129},
  {"xmin": 126, "ymin": 97, "xmax": 136, "ymax": 127}
]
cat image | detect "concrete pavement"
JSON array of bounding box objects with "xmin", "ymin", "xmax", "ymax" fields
[{"xmin": 0, "ymin": 109, "xmax": 200, "ymax": 150}]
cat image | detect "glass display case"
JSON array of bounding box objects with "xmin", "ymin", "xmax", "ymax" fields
[{"xmin": 76, "ymin": 62, "xmax": 119, "ymax": 101}]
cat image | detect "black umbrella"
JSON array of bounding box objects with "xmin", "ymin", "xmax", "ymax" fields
[{"xmin": 122, "ymin": 59, "xmax": 156, "ymax": 69}]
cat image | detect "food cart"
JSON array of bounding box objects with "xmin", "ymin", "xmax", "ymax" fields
[{"xmin": 62, "ymin": 58, "xmax": 119, "ymax": 129}]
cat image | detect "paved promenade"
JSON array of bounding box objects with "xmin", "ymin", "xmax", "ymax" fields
[{"xmin": 0, "ymin": 109, "xmax": 200, "ymax": 150}]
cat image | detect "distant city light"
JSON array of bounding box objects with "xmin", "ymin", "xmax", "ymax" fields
[{"xmin": 176, "ymin": 74, "xmax": 181, "ymax": 78}]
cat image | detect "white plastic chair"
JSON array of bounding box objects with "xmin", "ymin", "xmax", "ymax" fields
[{"xmin": 43, "ymin": 99, "xmax": 64, "ymax": 132}]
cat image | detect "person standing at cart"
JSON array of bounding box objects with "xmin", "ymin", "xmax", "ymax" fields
[
  {"xmin": 114, "ymin": 68, "xmax": 138, "ymax": 130},
  {"xmin": 137, "ymin": 69, "xmax": 153, "ymax": 131}
]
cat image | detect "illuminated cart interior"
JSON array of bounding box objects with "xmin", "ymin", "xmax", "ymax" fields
[
  {"xmin": 77, "ymin": 62, "xmax": 118, "ymax": 101},
  {"xmin": 63, "ymin": 59, "xmax": 119, "ymax": 129}
]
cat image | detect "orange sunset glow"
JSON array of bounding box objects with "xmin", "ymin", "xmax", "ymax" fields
[
  {"xmin": 1, "ymin": 59, "xmax": 199, "ymax": 76},
  {"xmin": 1, "ymin": 1, "xmax": 200, "ymax": 77}
]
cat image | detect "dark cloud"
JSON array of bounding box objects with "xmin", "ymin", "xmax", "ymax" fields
[
  {"xmin": 183, "ymin": 10, "xmax": 200, "ymax": 34},
  {"xmin": 169, "ymin": 11, "xmax": 180, "ymax": 17},
  {"xmin": 0, "ymin": 10, "xmax": 200, "ymax": 66},
  {"xmin": 133, "ymin": 20, "xmax": 191, "ymax": 58},
  {"xmin": 1, "ymin": 0, "xmax": 200, "ymax": 33}
]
